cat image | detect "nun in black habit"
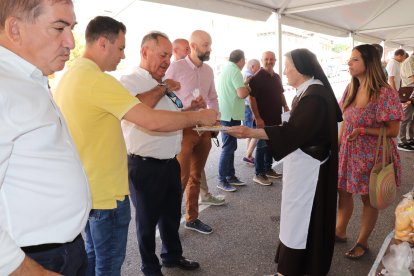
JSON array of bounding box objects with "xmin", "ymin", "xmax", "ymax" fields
[{"xmin": 226, "ymin": 48, "xmax": 342, "ymax": 276}]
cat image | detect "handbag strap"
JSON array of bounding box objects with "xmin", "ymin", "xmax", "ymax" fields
[
  {"xmin": 374, "ymin": 127, "xmax": 392, "ymax": 169},
  {"xmin": 373, "ymin": 127, "xmax": 382, "ymax": 167}
]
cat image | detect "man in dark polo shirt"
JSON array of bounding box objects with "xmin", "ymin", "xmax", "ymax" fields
[{"xmin": 249, "ymin": 51, "xmax": 289, "ymax": 185}]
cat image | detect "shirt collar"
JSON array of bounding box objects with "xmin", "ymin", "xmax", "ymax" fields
[
  {"xmin": 136, "ymin": 66, "xmax": 159, "ymax": 85},
  {"xmin": 0, "ymin": 45, "xmax": 46, "ymax": 83},
  {"xmin": 184, "ymin": 55, "xmax": 202, "ymax": 70},
  {"xmin": 296, "ymin": 77, "xmax": 323, "ymax": 98}
]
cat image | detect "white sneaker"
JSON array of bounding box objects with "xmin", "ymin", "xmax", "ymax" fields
[{"xmin": 199, "ymin": 194, "xmax": 225, "ymax": 206}]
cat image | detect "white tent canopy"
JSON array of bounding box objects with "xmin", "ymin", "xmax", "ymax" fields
[{"xmin": 143, "ymin": 0, "xmax": 414, "ymax": 50}]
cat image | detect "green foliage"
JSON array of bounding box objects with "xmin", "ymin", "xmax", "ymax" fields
[
  {"xmin": 332, "ymin": 43, "xmax": 349, "ymax": 53},
  {"xmin": 67, "ymin": 32, "xmax": 85, "ymax": 68}
]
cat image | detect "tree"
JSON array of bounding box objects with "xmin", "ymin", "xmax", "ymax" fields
[
  {"xmin": 332, "ymin": 43, "xmax": 349, "ymax": 53},
  {"xmin": 67, "ymin": 32, "xmax": 85, "ymax": 68}
]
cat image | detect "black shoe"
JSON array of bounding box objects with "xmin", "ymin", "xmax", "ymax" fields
[
  {"xmin": 185, "ymin": 218, "xmax": 213, "ymax": 234},
  {"xmin": 162, "ymin": 256, "xmax": 200, "ymax": 270},
  {"xmin": 397, "ymin": 143, "xmax": 414, "ymax": 151}
]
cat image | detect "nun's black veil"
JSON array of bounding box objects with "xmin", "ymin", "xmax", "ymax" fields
[{"xmin": 287, "ymin": 48, "xmax": 342, "ymax": 122}]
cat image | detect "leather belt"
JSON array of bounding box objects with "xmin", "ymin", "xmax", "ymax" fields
[
  {"xmin": 128, "ymin": 154, "xmax": 176, "ymax": 163},
  {"xmin": 301, "ymin": 145, "xmax": 330, "ymax": 161},
  {"xmin": 21, "ymin": 234, "xmax": 82, "ymax": 254}
]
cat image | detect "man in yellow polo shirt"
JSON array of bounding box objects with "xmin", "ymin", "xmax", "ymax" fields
[{"xmin": 54, "ymin": 16, "xmax": 216, "ymax": 276}]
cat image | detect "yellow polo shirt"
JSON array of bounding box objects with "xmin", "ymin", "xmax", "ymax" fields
[{"xmin": 54, "ymin": 58, "xmax": 140, "ymax": 209}]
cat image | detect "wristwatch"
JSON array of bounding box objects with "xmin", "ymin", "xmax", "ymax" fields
[{"xmin": 158, "ymin": 82, "xmax": 168, "ymax": 94}]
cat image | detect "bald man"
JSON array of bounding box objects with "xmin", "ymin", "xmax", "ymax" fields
[
  {"xmin": 249, "ymin": 51, "xmax": 288, "ymax": 185},
  {"xmin": 172, "ymin": 38, "xmax": 190, "ymax": 61},
  {"xmin": 172, "ymin": 37, "xmax": 225, "ymax": 209},
  {"xmin": 165, "ymin": 30, "xmax": 221, "ymax": 235}
]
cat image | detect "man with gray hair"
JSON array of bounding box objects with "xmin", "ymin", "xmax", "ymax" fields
[
  {"xmin": 242, "ymin": 59, "xmax": 260, "ymax": 165},
  {"xmin": 121, "ymin": 31, "xmax": 202, "ymax": 275},
  {"xmin": 0, "ymin": 0, "xmax": 91, "ymax": 275}
]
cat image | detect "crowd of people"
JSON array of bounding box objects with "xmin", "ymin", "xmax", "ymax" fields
[{"xmin": 0, "ymin": 0, "xmax": 408, "ymax": 276}]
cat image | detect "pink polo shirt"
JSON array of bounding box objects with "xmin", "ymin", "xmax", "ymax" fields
[{"xmin": 165, "ymin": 56, "xmax": 219, "ymax": 113}]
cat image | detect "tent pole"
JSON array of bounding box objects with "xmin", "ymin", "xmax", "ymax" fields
[
  {"xmin": 274, "ymin": 11, "xmax": 283, "ymax": 74},
  {"xmin": 351, "ymin": 32, "xmax": 355, "ymax": 48}
]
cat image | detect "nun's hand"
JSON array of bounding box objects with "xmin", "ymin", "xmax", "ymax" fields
[{"xmin": 225, "ymin": 126, "xmax": 251, "ymax": 138}]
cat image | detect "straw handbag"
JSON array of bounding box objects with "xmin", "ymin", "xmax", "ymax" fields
[{"xmin": 369, "ymin": 127, "xmax": 397, "ymax": 209}]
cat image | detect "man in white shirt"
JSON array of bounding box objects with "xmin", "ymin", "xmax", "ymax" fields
[
  {"xmin": 120, "ymin": 31, "xmax": 200, "ymax": 276},
  {"xmin": 386, "ymin": 48, "xmax": 406, "ymax": 91},
  {"xmin": 0, "ymin": 0, "xmax": 91, "ymax": 275},
  {"xmin": 398, "ymin": 51, "xmax": 414, "ymax": 151}
]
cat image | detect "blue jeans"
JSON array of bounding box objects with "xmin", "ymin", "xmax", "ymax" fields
[
  {"xmin": 255, "ymin": 139, "xmax": 273, "ymax": 175},
  {"xmin": 27, "ymin": 235, "xmax": 87, "ymax": 276},
  {"xmin": 243, "ymin": 105, "xmax": 254, "ymax": 128},
  {"xmin": 218, "ymin": 119, "xmax": 241, "ymax": 182},
  {"xmin": 85, "ymin": 196, "xmax": 131, "ymax": 276}
]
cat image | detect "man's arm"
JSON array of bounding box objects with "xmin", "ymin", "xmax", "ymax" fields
[
  {"xmin": 388, "ymin": 76, "xmax": 397, "ymax": 90},
  {"xmin": 10, "ymin": 257, "xmax": 60, "ymax": 276},
  {"xmin": 249, "ymin": 96, "xmax": 264, "ymax": 128},
  {"xmin": 281, "ymin": 93, "xmax": 290, "ymax": 112},
  {"xmin": 135, "ymin": 79, "xmax": 180, "ymax": 108},
  {"xmin": 236, "ymin": 86, "xmax": 250, "ymax": 99},
  {"xmin": 408, "ymin": 75, "xmax": 414, "ymax": 86},
  {"xmin": 123, "ymin": 103, "xmax": 217, "ymax": 132}
]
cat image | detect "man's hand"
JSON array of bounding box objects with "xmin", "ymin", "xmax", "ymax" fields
[
  {"xmin": 163, "ymin": 79, "xmax": 181, "ymax": 92},
  {"xmin": 11, "ymin": 256, "xmax": 61, "ymax": 276},
  {"xmin": 402, "ymin": 101, "xmax": 411, "ymax": 110},
  {"xmin": 255, "ymin": 118, "xmax": 265, "ymax": 129},
  {"xmin": 187, "ymin": 96, "xmax": 207, "ymax": 111},
  {"xmin": 197, "ymin": 109, "xmax": 217, "ymax": 126}
]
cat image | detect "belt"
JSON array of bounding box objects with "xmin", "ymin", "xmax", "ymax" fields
[
  {"xmin": 128, "ymin": 154, "xmax": 176, "ymax": 163},
  {"xmin": 301, "ymin": 144, "xmax": 330, "ymax": 161},
  {"xmin": 21, "ymin": 234, "xmax": 82, "ymax": 254}
]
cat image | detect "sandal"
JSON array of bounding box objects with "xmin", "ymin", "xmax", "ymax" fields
[
  {"xmin": 345, "ymin": 243, "xmax": 369, "ymax": 260},
  {"xmin": 335, "ymin": 235, "xmax": 348, "ymax": 243}
]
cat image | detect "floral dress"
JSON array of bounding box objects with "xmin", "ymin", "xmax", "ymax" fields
[{"xmin": 338, "ymin": 87, "xmax": 403, "ymax": 194}]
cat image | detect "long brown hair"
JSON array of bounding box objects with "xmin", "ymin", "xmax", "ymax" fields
[{"xmin": 342, "ymin": 44, "xmax": 390, "ymax": 110}]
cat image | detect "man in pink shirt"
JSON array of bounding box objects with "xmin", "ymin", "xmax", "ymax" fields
[{"xmin": 165, "ymin": 30, "xmax": 219, "ymax": 234}]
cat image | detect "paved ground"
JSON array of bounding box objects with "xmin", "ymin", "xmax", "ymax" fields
[{"xmin": 120, "ymin": 137, "xmax": 414, "ymax": 276}]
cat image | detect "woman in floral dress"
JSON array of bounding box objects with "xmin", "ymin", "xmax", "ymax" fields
[{"xmin": 336, "ymin": 44, "xmax": 403, "ymax": 259}]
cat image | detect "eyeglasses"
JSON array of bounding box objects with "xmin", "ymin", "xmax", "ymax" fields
[{"xmin": 166, "ymin": 91, "xmax": 183, "ymax": 108}]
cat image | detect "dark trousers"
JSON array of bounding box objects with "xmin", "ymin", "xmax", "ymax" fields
[
  {"xmin": 25, "ymin": 235, "xmax": 87, "ymax": 276},
  {"xmin": 128, "ymin": 156, "xmax": 183, "ymax": 276},
  {"xmin": 255, "ymin": 139, "xmax": 273, "ymax": 175}
]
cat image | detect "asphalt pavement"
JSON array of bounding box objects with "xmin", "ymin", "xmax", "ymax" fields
[{"xmin": 121, "ymin": 137, "xmax": 414, "ymax": 276}]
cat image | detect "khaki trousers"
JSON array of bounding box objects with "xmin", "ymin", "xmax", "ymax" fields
[{"xmin": 178, "ymin": 128, "xmax": 211, "ymax": 222}]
